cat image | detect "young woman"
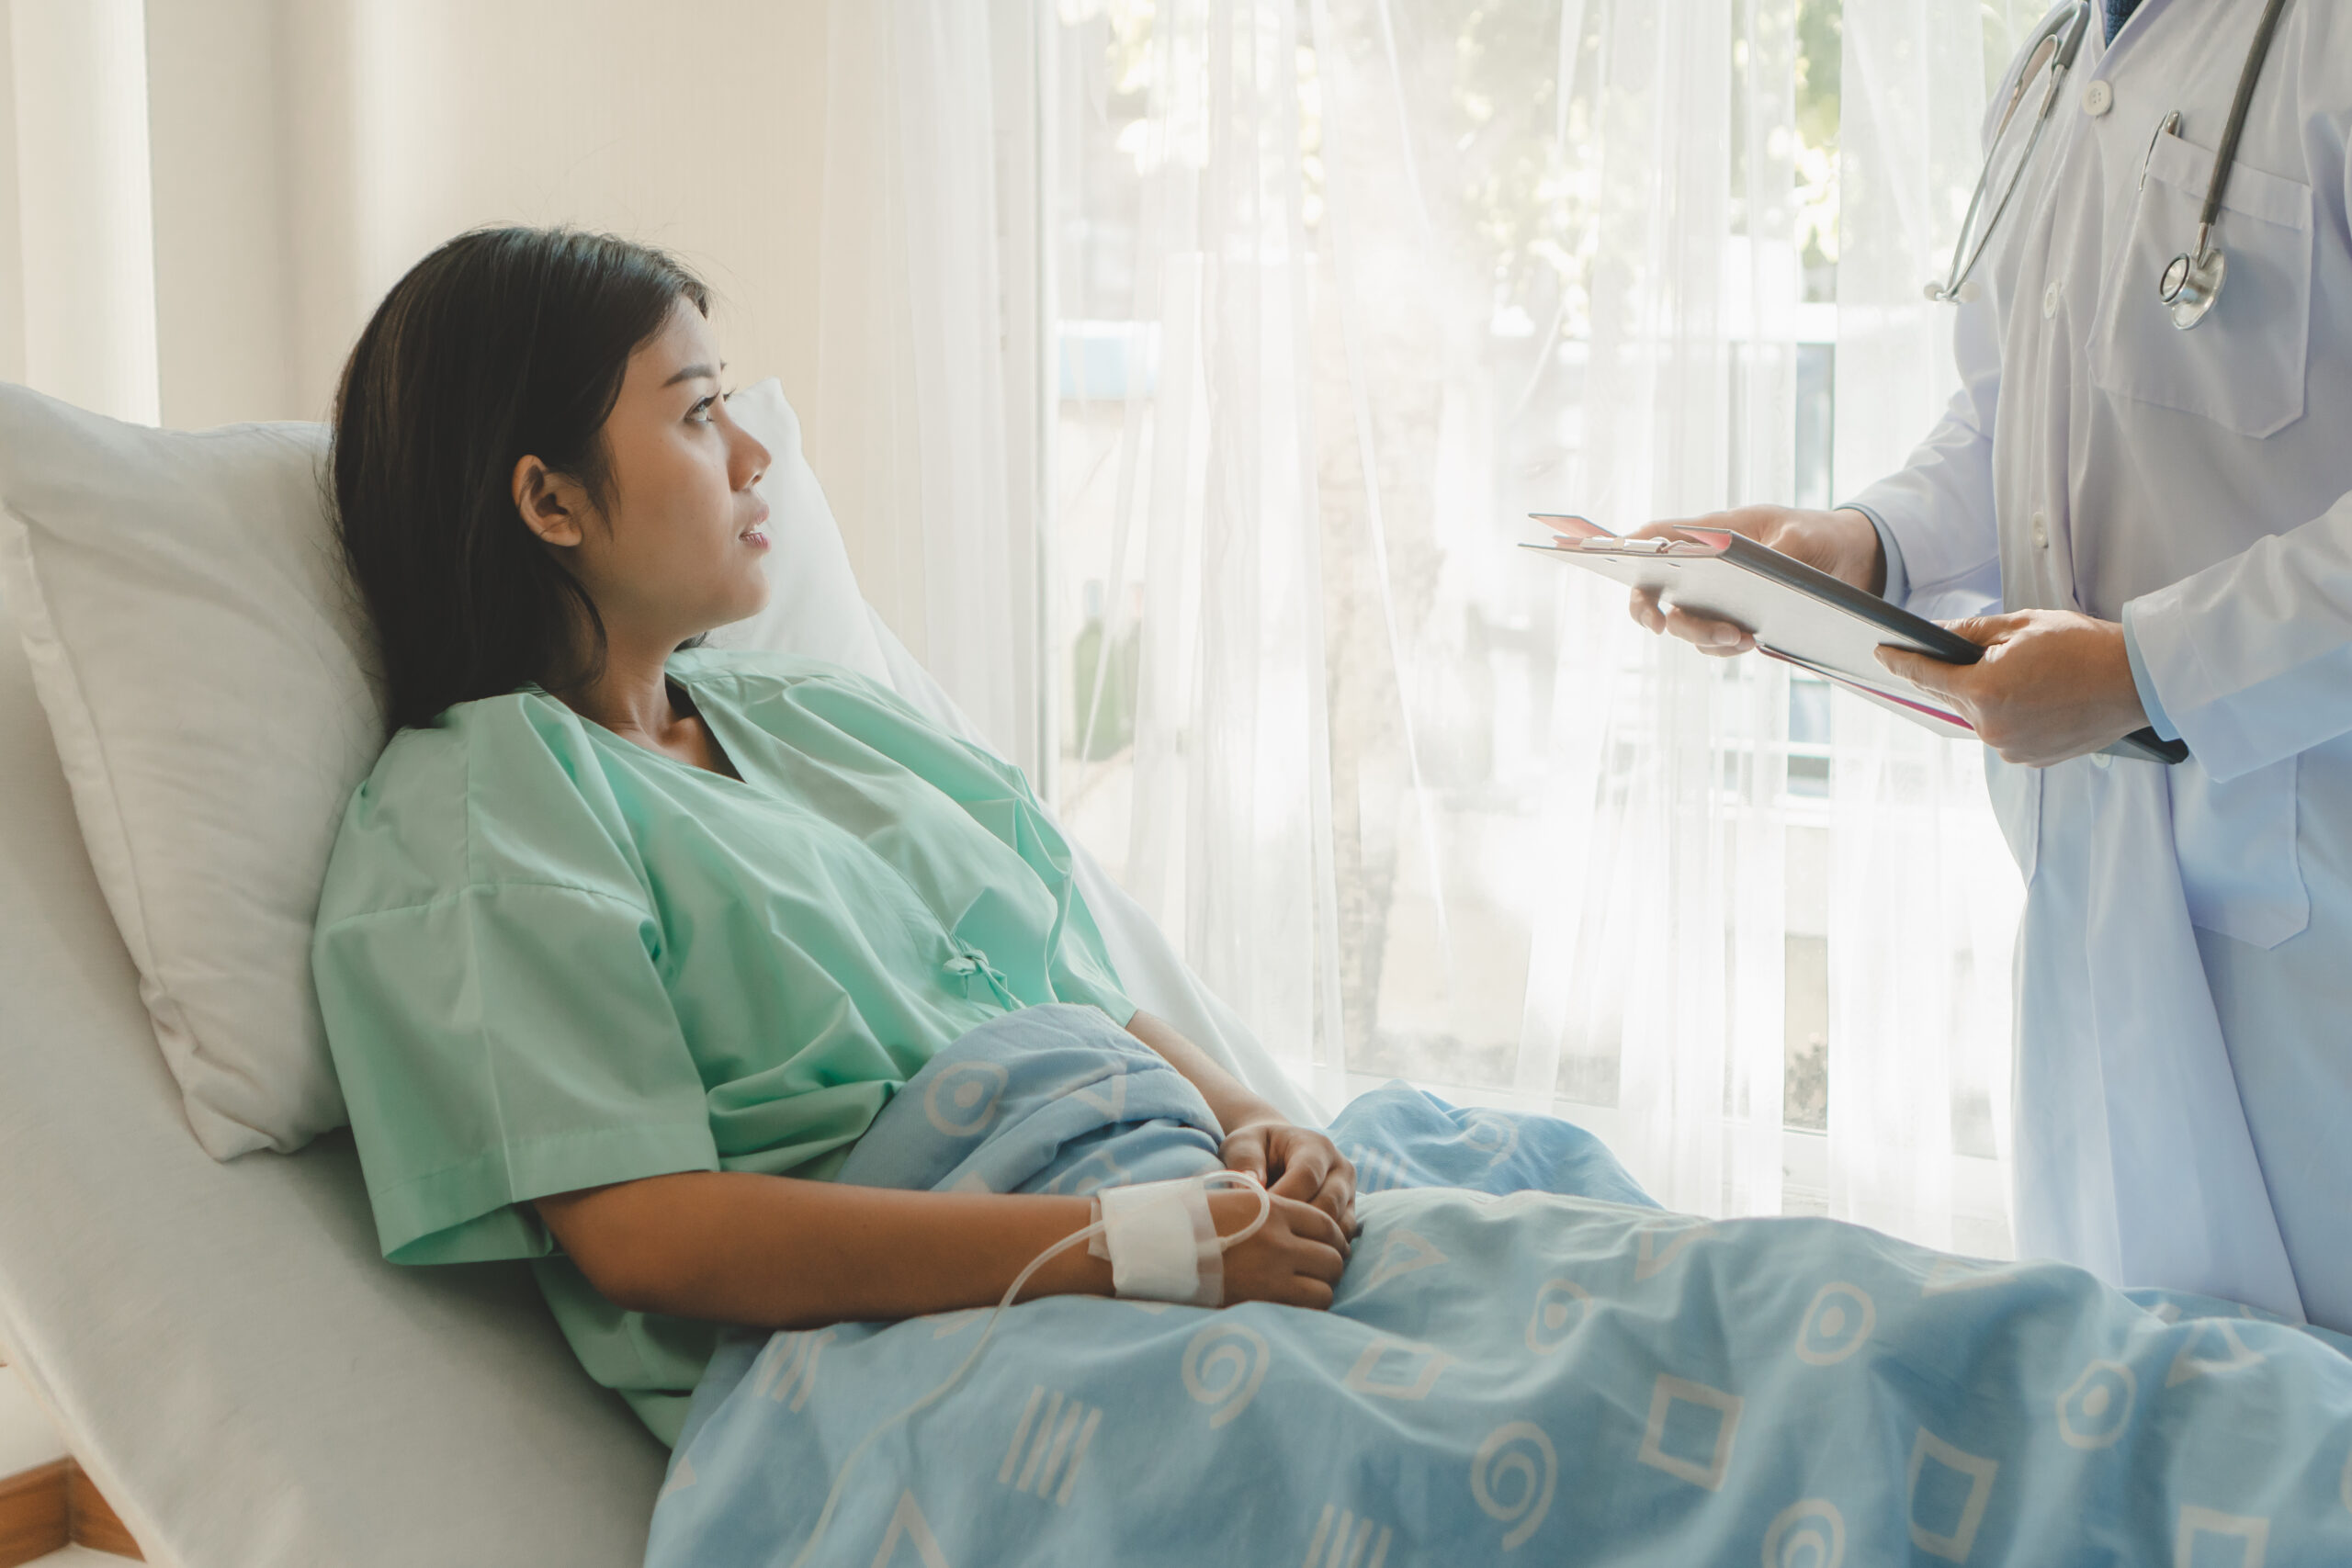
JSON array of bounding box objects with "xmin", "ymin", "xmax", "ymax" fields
[{"xmin": 311, "ymin": 226, "xmax": 1355, "ymax": 1446}]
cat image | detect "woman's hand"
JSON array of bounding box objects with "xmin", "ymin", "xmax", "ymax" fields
[
  {"xmin": 1208, "ymin": 1188, "xmax": 1351, "ymax": 1309},
  {"xmin": 1220, "ymin": 1121, "xmax": 1360, "ymax": 1237}
]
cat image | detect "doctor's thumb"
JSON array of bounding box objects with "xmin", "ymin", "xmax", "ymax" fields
[{"xmin": 1874, "ymin": 646, "xmax": 1940, "ymax": 692}]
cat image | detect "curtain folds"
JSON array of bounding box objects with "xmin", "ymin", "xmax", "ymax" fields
[{"xmin": 855, "ymin": 0, "xmax": 2025, "ymax": 1253}]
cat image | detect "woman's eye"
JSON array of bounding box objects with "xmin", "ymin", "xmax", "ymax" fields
[{"xmin": 689, "ymin": 396, "xmax": 716, "ymax": 422}]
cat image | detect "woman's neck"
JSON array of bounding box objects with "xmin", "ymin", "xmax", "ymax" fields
[{"xmin": 551, "ymin": 630, "xmax": 691, "ymax": 747}]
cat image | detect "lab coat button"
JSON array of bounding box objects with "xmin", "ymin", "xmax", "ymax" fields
[
  {"xmin": 2082, "ymin": 81, "xmax": 2113, "ymax": 118},
  {"xmin": 2030, "ymin": 512, "xmax": 2050, "ymax": 548},
  {"xmin": 2090, "ymin": 750, "xmax": 2112, "ymax": 769},
  {"xmin": 2042, "ymin": 282, "xmax": 2061, "ymax": 319}
]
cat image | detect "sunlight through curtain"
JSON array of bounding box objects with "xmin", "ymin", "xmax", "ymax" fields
[{"xmin": 885, "ymin": 0, "xmax": 2036, "ymax": 1253}]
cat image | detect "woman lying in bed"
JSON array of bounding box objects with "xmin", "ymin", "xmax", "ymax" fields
[
  {"xmin": 317, "ymin": 228, "xmax": 2352, "ymax": 1565},
  {"xmin": 311, "ymin": 225, "xmax": 1356, "ymax": 1448}
]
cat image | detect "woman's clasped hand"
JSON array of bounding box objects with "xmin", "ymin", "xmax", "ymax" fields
[{"xmin": 1210, "ymin": 1119, "xmax": 1359, "ymax": 1310}]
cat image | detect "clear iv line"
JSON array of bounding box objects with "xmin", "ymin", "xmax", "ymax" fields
[{"xmin": 775, "ymin": 1168, "xmax": 1275, "ymax": 1568}]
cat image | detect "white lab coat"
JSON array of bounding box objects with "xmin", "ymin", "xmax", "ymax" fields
[{"xmin": 1849, "ymin": 0, "xmax": 2352, "ymax": 1329}]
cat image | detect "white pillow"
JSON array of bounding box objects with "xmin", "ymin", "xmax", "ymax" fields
[{"xmin": 0, "ymin": 377, "xmax": 855, "ymax": 1158}]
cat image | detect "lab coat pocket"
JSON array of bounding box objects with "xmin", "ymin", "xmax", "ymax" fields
[
  {"xmin": 2089, "ymin": 129, "xmax": 2313, "ymax": 438},
  {"xmin": 2170, "ymin": 753, "xmax": 2308, "ymax": 949}
]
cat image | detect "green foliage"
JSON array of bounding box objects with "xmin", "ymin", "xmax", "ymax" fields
[{"xmin": 1795, "ymin": 0, "xmax": 1841, "ymax": 152}]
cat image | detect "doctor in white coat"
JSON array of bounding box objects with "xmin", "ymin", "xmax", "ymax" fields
[{"xmin": 1634, "ymin": 0, "xmax": 2350, "ymax": 1331}]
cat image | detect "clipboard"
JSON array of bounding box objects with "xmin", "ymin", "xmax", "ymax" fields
[{"xmin": 1523, "ymin": 513, "xmax": 2188, "ymax": 765}]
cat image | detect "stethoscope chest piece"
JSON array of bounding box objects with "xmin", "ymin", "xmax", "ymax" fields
[{"xmin": 2160, "ymin": 243, "xmax": 2225, "ymax": 330}]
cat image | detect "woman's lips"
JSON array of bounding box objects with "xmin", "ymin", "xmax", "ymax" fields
[{"xmin": 741, "ymin": 500, "xmax": 772, "ymax": 547}]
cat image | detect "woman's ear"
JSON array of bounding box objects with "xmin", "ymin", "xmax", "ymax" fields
[{"xmin": 512, "ymin": 454, "xmax": 589, "ymax": 547}]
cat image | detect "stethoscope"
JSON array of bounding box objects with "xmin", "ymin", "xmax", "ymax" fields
[{"xmin": 1927, "ymin": 0, "xmax": 2291, "ymax": 332}]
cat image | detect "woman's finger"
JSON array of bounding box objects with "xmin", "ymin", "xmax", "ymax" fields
[{"xmin": 1270, "ymin": 1145, "xmax": 1327, "ymax": 1201}]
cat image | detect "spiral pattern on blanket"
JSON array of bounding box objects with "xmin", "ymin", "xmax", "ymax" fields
[
  {"xmin": 1760, "ymin": 1499, "xmax": 1844, "ymax": 1568},
  {"xmin": 1181, "ymin": 1322, "xmax": 1268, "ymax": 1429},
  {"xmin": 1470, "ymin": 1421, "xmax": 1555, "ymax": 1550}
]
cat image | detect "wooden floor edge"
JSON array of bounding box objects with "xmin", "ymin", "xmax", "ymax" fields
[
  {"xmin": 65, "ymin": 1463, "xmax": 140, "ymax": 1559},
  {"xmin": 0, "ymin": 1459, "xmax": 70, "ymax": 1568},
  {"xmin": 0, "ymin": 1458, "xmax": 142, "ymax": 1564}
]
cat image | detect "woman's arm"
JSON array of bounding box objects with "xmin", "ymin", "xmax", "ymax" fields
[
  {"xmin": 1121, "ymin": 1008, "xmax": 1287, "ymax": 1134},
  {"xmin": 1124, "ymin": 1010, "xmax": 1359, "ymax": 1235},
  {"xmin": 535, "ymin": 1164, "xmax": 1351, "ymax": 1328},
  {"xmin": 537, "ymin": 1176, "xmax": 1105, "ymax": 1327}
]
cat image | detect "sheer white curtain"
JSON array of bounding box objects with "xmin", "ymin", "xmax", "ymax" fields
[
  {"xmin": 1825, "ymin": 0, "xmax": 2019, "ymax": 1252},
  {"xmin": 809, "ymin": 0, "xmax": 1048, "ymax": 775},
  {"xmin": 849, "ymin": 0, "xmax": 2025, "ymax": 1253}
]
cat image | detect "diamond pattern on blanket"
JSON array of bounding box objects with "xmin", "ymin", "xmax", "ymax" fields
[
  {"xmin": 2174, "ymin": 1505, "xmax": 2267, "ymax": 1568},
  {"xmin": 1343, "ymin": 1335, "xmax": 1453, "ymax": 1400},
  {"xmin": 1907, "ymin": 1427, "xmax": 1997, "ymax": 1562},
  {"xmin": 645, "ymin": 1009, "xmax": 2352, "ymax": 1568},
  {"xmin": 1637, "ymin": 1374, "xmax": 1742, "ymax": 1491}
]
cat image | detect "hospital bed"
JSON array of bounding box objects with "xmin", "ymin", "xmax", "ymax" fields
[{"xmin": 0, "ymin": 381, "xmax": 1317, "ymax": 1568}]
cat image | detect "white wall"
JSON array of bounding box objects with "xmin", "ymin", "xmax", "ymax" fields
[
  {"xmin": 0, "ymin": 0, "xmax": 1044, "ymax": 768},
  {"xmin": 10, "ymin": 0, "xmax": 833, "ymax": 429},
  {"xmin": 8, "ymin": 0, "xmax": 160, "ymax": 424}
]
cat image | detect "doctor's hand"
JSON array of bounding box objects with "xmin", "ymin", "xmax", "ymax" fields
[
  {"xmin": 1220, "ymin": 1121, "xmax": 1360, "ymax": 1238},
  {"xmin": 1625, "ymin": 505, "xmax": 1887, "ymax": 657},
  {"xmin": 1874, "ymin": 609, "xmax": 2148, "ymax": 767}
]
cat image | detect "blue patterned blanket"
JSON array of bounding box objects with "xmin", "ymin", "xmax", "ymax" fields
[{"xmin": 644, "ymin": 1004, "xmax": 2352, "ymax": 1566}]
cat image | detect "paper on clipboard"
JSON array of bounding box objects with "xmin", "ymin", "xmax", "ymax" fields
[{"xmin": 1754, "ymin": 645, "xmax": 1976, "ymax": 739}]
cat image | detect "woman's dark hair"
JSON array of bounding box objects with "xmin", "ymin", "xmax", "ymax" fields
[{"xmin": 332, "ymin": 224, "xmax": 712, "ymax": 733}]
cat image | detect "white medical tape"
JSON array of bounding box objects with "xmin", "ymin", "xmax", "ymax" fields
[{"xmin": 1087, "ymin": 1176, "xmax": 1224, "ymax": 1307}]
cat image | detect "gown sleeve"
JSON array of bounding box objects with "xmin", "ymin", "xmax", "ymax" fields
[{"xmin": 312, "ymin": 748, "xmax": 718, "ymax": 1267}]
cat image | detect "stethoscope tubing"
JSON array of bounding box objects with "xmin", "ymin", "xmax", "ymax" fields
[
  {"xmin": 1930, "ymin": 1, "xmax": 2090, "ymax": 305},
  {"xmin": 1935, "ymin": 0, "xmax": 2291, "ymax": 329},
  {"xmin": 2198, "ymin": 0, "xmax": 2291, "ymax": 237}
]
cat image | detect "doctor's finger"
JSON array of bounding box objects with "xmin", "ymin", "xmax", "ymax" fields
[
  {"xmin": 1875, "ymin": 645, "xmax": 1963, "ymax": 699},
  {"xmin": 1940, "ymin": 612, "xmax": 2030, "ymax": 648},
  {"xmin": 1629, "ymin": 587, "xmax": 1668, "ymax": 634},
  {"xmin": 1659, "ymin": 603, "xmax": 1755, "ymax": 655}
]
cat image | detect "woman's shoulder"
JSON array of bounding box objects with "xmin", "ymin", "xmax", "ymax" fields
[
  {"xmin": 666, "ymin": 643, "xmax": 882, "ymax": 696},
  {"xmin": 669, "ymin": 644, "xmax": 938, "ymax": 734},
  {"xmin": 316, "ymin": 687, "xmax": 642, "ymax": 927}
]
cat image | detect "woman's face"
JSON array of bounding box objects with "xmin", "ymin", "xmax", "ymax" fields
[{"xmin": 515, "ymin": 295, "xmax": 775, "ymax": 650}]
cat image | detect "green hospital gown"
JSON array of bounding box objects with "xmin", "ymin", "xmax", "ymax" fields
[{"xmin": 309, "ymin": 649, "xmax": 1135, "ymax": 1445}]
